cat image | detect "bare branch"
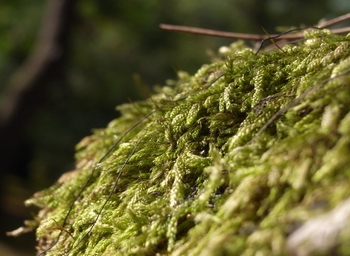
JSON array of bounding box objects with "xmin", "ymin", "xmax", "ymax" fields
[
  {"xmin": 0, "ymin": 0, "xmax": 77, "ymax": 181},
  {"xmin": 0, "ymin": 0, "xmax": 76, "ymax": 125},
  {"xmin": 318, "ymin": 13, "xmax": 350, "ymax": 28},
  {"xmin": 160, "ymin": 13, "xmax": 350, "ymax": 41}
]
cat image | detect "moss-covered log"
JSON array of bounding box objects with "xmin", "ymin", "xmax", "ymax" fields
[{"xmin": 25, "ymin": 29, "xmax": 350, "ymax": 255}]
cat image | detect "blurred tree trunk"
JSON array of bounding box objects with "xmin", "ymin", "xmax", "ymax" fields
[{"xmin": 0, "ymin": 0, "xmax": 77, "ymax": 180}]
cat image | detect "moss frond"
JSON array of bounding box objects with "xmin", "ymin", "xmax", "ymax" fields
[{"xmin": 26, "ymin": 29, "xmax": 350, "ymax": 255}]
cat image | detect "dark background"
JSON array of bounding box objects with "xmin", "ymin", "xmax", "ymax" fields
[{"xmin": 0, "ymin": 1, "xmax": 348, "ymax": 255}]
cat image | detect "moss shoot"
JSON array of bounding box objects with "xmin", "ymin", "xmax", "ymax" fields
[{"xmin": 25, "ymin": 29, "xmax": 350, "ymax": 255}]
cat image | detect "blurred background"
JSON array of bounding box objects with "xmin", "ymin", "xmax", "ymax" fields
[{"xmin": 0, "ymin": 0, "xmax": 349, "ymax": 255}]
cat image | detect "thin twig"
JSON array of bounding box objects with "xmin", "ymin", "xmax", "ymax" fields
[
  {"xmin": 160, "ymin": 23, "xmax": 300, "ymax": 40},
  {"xmin": 36, "ymin": 111, "xmax": 155, "ymax": 256},
  {"xmin": 160, "ymin": 13, "xmax": 350, "ymax": 41},
  {"xmin": 318, "ymin": 13, "xmax": 350, "ymax": 28},
  {"xmin": 160, "ymin": 24, "xmax": 350, "ymax": 41},
  {"xmin": 66, "ymin": 133, "xmax": 146, "ymax": 254},
  {"xmin": 254, "ymin": 27, "xmax": 315, "ymax": 53}
]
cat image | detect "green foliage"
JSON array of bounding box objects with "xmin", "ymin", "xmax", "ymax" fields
[
  {"xmin": 27, "ymin": 30, "xmax": 350, "ymax": 255},
  {"xmin": 1, "ymin": 0, "xmax": 347, "ymax": 189}
]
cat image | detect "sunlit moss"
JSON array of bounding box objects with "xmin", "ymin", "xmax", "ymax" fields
[{"xmin": 26, "ymin": 29, "xmax": 350, "ymax": 255}]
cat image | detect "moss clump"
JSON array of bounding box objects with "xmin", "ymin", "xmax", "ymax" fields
[{"xmin": 26, "ymin": 29, "xmax": 350, "ymax": 255}]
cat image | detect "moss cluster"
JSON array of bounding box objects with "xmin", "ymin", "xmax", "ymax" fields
[{"xmin": 27, "ymin": 29, "xmax": 350, "ymax": 255}]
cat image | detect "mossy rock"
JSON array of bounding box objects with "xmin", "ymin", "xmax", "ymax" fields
[{"xmin": 26, "ymin": 29, "xmax": 350, "ymax": 255}]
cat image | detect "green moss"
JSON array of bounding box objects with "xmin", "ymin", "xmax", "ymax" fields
[{"xmin": 26, "ymin": 29, "xmax": 350, "ymax": 255}]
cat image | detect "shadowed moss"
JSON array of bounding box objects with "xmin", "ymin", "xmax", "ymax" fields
[{"xmin": 26, "ymin": 29, "xmax": 350, "ymax": 255}]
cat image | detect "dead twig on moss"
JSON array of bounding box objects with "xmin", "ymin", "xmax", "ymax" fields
[{"xmin": 160, "ymin": 13, "xmax": 350, "ymax": 41}]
